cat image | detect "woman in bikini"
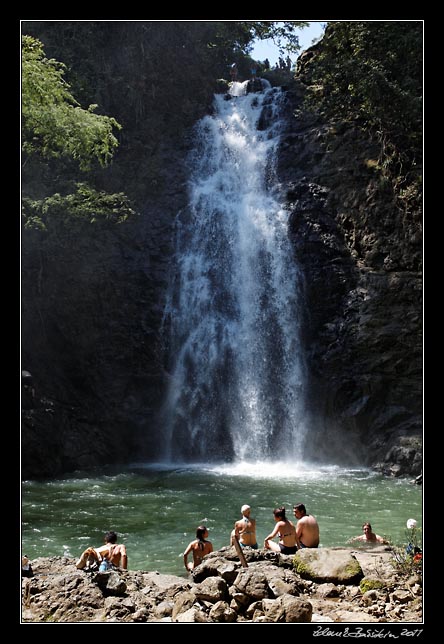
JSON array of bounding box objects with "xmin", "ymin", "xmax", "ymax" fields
[
  {"xmin": 183, "ymin": 525, "xmax": 213, "ymax": 572},
  {"xmin": 231, "ymin": 504, "xmax": 258, "ymax": 549},
  {"xmin": 264, "ymin": 506, "xmax": 297, "ymax": 554}
]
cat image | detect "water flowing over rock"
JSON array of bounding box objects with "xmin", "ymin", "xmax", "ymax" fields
[
  {"xmin": 21, "ymin": 22, "xmax": 422, "ymax": 478},
  {"xmin": 161, "ymin": 87, "xmax": 309, "ymax": 463}
]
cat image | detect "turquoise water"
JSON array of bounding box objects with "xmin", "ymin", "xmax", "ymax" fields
[{"xmin": 21, "ymin": 461, "xmax": 422, "ymax": 578}]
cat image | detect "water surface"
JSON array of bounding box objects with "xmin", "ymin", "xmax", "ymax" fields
[{"xmin": 22, "ymin": 462, "xmax": 422, "ymax": 577}]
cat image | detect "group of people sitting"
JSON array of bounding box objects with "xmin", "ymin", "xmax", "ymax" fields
[
  {"xmin": 70, "ymin": 510, "xmax": 387, "ymax": 576},
  {"xmin": 184, "ymin": 502, "xmax": 320, "ymax": 571}
]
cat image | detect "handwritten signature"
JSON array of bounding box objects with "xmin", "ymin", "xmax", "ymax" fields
[{"xmin": 313, "ymin": 626, "xmax": 423, "ymax": 638}]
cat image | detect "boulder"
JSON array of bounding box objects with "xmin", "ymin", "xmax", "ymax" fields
[{"xmin": 293, "ymin": 548, "xmax": 363, "ymax": 584}]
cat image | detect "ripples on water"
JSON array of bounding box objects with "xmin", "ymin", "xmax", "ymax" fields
[{"xmin": 22, "ymin": 462, "xmax": 422, "ymax": 577}]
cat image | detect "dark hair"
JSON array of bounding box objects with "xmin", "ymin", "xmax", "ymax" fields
[
  {"xmin": 196, "ymin": 525, "xmax": 207, "ymax": 540},
  {"xmin": 104, "ymin": 531, "xmax": 118, "ymax": 544},
  {"xmin": 293, "ymin": 503, "xmax": 306, "ymax": 514},
  {"xmin": 362, "ymin": 522, "xmax": 372, "ymax": 530},
  {"xmin": 273, "ymin": 506, "xmax": 286, "ymax": 520}
]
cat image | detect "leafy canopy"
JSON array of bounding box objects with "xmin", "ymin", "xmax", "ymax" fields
[
  {"xmin": 303, "ymin": 22, "xmax": 422, "ymax": 157},
  {"xmin": 245, "ymin": 21, "xmax": 309, "ymax": 54},
  {"xmin": 22, "ymin": 183, "xmax": 135, "ymax": 230},
  {"xmin": 302, "ymin": 22, "xmax": 422, "ymax": 209},
  {"xmin": 22, "ymin": 35, "xmax": 121, "ymax": 171},
  {"xmin": 207, "ymin": 21, "xmax": 309, "ymax": 57}
]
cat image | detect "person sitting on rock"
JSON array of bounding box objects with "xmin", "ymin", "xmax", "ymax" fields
[
  {"xmin": 264, "ymin": 506, "xmax": 297, "ymax": 554},
  {"xmin": 76, "ymin": 530, "xmax": 128, "ymax": 570},
  {"xmin": 22, "ymin": 554, "xmax": 33, "ymax": 578},
  {"xmin": 293, "ymin": 503, "xmax": 320, "ymax": 549},
  {"xmin": 183, "ymin": 525, "xmax": 213, "ymax": 572},
  {"xmin": 349, "ymin": 522, "xmax": 388, "ymax": 544},
  {"xmin": 230, "ymin": 504, "xmax": 258, "ymax": 549}
]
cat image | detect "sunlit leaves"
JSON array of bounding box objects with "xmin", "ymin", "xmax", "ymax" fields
[
  {"xmin": 22, "ymin": 183, "xmax": 135, "ymax": 230},
  {"xmin": 22, "ymin": 35, "xmax": 121, "ymax": 170}
]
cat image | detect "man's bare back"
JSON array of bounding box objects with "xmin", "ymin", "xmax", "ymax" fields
[
  {"xmin": 96, "ymin": 543, "xmax": 127, "ymax": 567},
  {"xmin": 293, "ymin": 504, "xmax": 320, "ymax": 548},
  {"xmin": 76, "ymin": 531, "xmax": 128, "ymax": 570}
]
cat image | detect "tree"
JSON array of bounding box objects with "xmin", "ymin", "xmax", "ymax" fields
[
  {"xmin": 300, "ymin": 21, "xmax": 422, "ymax": 212},
  {"xmin": 22, "ymin": 35, "xmax": 135, "ymax": 229},
  {"xmin": 22, "ymin": 35, "xmax": 121, "ymax": 171},
  {"xmin": 204, "ymin": 21, "xmax": 308, "ymax": 63}
]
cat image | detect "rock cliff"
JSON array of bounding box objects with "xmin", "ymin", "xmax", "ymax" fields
[
  {"xmin": 21, "ymin": 22, "xmax": 422, "ymax": 479},
  {"xmin": 275, "ymin": 42, "xmax": 422, "ymax": 474}
]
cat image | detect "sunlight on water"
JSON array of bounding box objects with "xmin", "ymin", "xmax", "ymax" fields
[
  {"xmin": 22, "ymin": 464, "xmax": 422, "ymax": 577},
  {"xmin": 206, "ymin": 460, "xmax": 356, "ymax": 480}
]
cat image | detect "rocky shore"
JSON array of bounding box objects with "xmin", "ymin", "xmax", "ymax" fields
[{"xmin": 21, "ymin": 546, "xmax": 422, "ymax": 624}]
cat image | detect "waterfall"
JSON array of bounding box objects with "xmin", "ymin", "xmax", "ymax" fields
[{"xmin": 161, "ymin": 86, "xmax": 308, "ymax": 464}]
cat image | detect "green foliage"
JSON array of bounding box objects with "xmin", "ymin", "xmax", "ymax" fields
[
  {"xmin": 22, "ymin": 183, "xmax": 135, "ymax": 230},
  {"xmin": 390, "ymin": 523, "xmax": 422, "ymax": 577},
  {"xmin": 246, "ymin": 21, "xmax": 309, "ymax": 55},
  {"xmin": 292, "ymin": 556, "xmax": 310, "ymax": 577},
  {"xmin": 303, "ymin": 22, "xmax": 422, "ymax": 141},
  {"xmin": 301, "ymin": 22, "xmax": 422, "ymax": 209},
  {"xmin": 22, "ymin": 35, "xmax": 121, "ymax": 170},
  {"xmin": 359, "ymin": 577, "xmax": 385, "ymax": 593},
  {"xmin": 21, "ymin": 22, "xmax": 308, "ymax": 209},
  {"xmin": 212, "ymin": 21, "xmax": 309, "ymax": 57}
]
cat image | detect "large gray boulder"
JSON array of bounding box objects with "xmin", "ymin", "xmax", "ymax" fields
[{"xmin": 293, "ymin": 548, "xmax": 364, "ymax": 584}]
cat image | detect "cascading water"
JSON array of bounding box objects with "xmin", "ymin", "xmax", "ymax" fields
[{"xmin": 161, "ymin": 83, "xmax": 308, "ymax": 463}]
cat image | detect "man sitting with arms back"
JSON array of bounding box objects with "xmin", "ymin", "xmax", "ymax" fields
[{"xmin": 76, "ymin": 530, "xmax": 128, "ymax": 570}]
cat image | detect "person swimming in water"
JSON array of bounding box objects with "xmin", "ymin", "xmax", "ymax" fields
[{"xmin": 348, "ymin": 522, "xmax": 388, "ymax": 544}]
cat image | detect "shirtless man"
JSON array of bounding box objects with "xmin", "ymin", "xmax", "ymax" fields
[
  {"xmin": 76, "ymin": 530, "xmax": 128, "ymax": 569},
  {"xmin": 349, "ymin": 522, "xmax": 388, "ymax": 544},
  {"xmin": 183, "ymin": 525, "xmax": 213, "ymax": 572},
  {"xmin": 293, "ymin": 503, "xmax": 320, "ymax": 549},
  {"xmin": 231, "ymin": 504, "xmax": 258, "ymax": 549},
  {"xmin": 264, "ymin": 506, "xmax": 297, "ymax": 554}
]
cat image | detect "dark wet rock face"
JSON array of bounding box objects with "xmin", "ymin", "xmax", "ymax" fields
[
  {"xmin": 21, "ymin": 24, "xmax": 421, "ymax": 479},
  {"xmin": 276, "ymin": 79, "xmax": 422, "ymax": 476}
]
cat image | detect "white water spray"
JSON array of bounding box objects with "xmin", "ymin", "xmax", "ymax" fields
[{"xmin": 162, "ymin": 86, "xmax": 308, "ymax": 463}]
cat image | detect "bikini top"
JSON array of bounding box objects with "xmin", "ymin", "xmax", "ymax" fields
[
  {"xmin": 241, "ymin": 517, "xmax": 255, "ymax": 535},
  {"xmin": 279, "ymin": 524, "xmax": 295, "ymax": 539},
  {"xmin": 196, "ymin": 539, "xmax": 210, "ymax": 551}
]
